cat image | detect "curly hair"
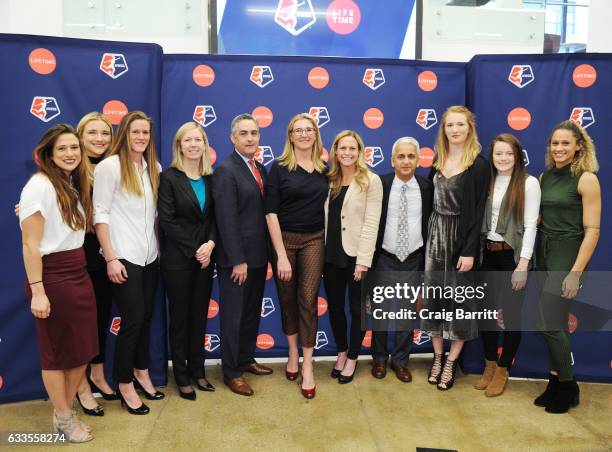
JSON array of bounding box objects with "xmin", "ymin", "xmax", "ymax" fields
[{"xmin": 545, "ymin": 120, "xmax": 599, "ymax": 175}]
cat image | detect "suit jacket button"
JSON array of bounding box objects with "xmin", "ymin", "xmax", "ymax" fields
[
  {"xmin": 342, "ymin": 216, "xmax": 345, "ymax": 219},
  {"xmin": 342, "ymin": 227, "xmax": 346, "ymax": 231}
]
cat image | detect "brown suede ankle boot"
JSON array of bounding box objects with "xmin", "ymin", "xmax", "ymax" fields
[
  {"xmin": 474, "ymin": 360, "xmax": 497, "ymax": 390},
  {"xmin": 485, "ymin": 366, "xmax": 509, "ymax": 397}
]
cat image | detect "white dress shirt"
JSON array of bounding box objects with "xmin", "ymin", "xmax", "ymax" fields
[
  {"xmin": 487, "ymin": 174, "xmax": 541, "ymax": 259},
  {"xmin": 382, "ymin": 175, "xmax": 423, "ymax": 256},
  {"xmin": 19, "ymin": 173, "xmax": 85, "ymax": 256},
  {"xmin": 93, "ymin": 155, "xmax": 159, "ymax": 266}
]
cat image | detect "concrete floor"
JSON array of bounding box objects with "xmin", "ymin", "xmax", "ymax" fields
[{"xmin": 1, "ymin": 357, "xmax": 611, "ymax": 452}]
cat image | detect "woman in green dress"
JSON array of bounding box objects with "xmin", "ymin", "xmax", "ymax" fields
[{"xmin": 535, "ymin": 120, "xmax": 601, "ymax": 414}]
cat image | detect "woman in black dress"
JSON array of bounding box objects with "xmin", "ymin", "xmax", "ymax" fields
[{"xmin": 421, "ymin": 106, "xmax": 489, "ymax": 390}]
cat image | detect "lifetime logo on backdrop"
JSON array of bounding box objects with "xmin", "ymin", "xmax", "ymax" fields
[
  {"xmin": 261, "ymin": 298, "xmax": 276, "ymax": 318},
  {"xmin": 204, "ymin": 334, "xmax": 221, "ymax": 352},
  {"xmin": 308, "ymin": 107, "xmax": 330, "ymax": 128},
  {"xmin": 30, "ymin": 96, "xmax": 61, "ymax": 122},
  {"xmin": 508, "ymin": 65, "xmax": 534, "ymax": 88},
  {"xmin": 363, "ymin": 68, "xmax": 385, "ymax": 90},
  {"xmin": 255, "ymin": 146, "xmax": 275, "ymax": 166},
  {"xmin": 416, "ymin": 109, "xmax": 437, "ymax": 130},
  {"xmin": 193, "ymin": 105, "xmax": 217, "ymax": 127},
  {"xmin": 570, "ymin": 107, "xmax": 595, "ymax": 129},
  {"xmin": 250, "ymin": 66, "xmax": 274, "ymax": 88},
  {"xmin": 100, "ymin": 53, "xmax": 129, "ymax": 79},
  {"xmin": 364, "ymin": 146, "xmax": 384, "ymax": 168},
  {"xmin": 274, "ymin": 0, "xmax": 317, "ymax": 36},
  {"xmin": 314, "ymin": 331, "xmax": 329, "ymax": 350}
]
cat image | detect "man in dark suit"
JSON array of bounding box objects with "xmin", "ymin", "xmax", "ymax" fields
[
  {"xmin": 212, "ymin": 113, "xmax": 272, "ymax": 396},
  {"xmin": 370, "ymin": 137, "xmax": 433, "ymax": 382}
]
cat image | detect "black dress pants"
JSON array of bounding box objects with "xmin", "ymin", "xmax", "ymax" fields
[
  {"xmin": 218, "ymin": 266, "xmax": 266, "ymax": 379},
  {"xmin": 323, "ymin": 259, "xmax": 365, "ymax": 360},
  {"xmin": 480, "ymin": 248, "xmax": 525, "ymax": 369},
  {"xmin": 111, "ymin": 259, "xmax": 159, "ymax": 383},
  {"xmin": 371, "ymin": 250, "xmax": 422, "ymax": 367},
  {"xmin": 163, "ymin": 263, "xmax": 214, "ymax": 387}
]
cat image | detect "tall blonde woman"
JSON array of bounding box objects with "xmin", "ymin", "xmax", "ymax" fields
[
  {"xmin": 421, "ymin": 106, "xmax": 489, "ymax": 390},
  {"xmin": 264, "ymin": 113, "xmax": 328, "ymax": 399},
  {"xmin": 323, "ymin": 130, "xmax": 383, "ymax": 384},
  {"xmin": 534, "ymin": 120, "xmax": 600, "ymax": 413},
  {"xmin": 158, "ymin": 122, "xmax": 217, "ymax": 400},
  {"xmin": 20, "ymin": 124, "xmax": 97, "ymax": 442},
  {"xmin": 73, "ymin": 112, "xmax": 120, "ymax": 418},
  {"xmin": 93, "ymin": 111, "xmax": 162, "ymax": 415}
]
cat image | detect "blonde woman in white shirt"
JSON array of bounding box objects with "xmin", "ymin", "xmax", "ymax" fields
[
  {"xmin": 474, "ymin": 133, "xmax": 541, "ymax": 397},
  {"xmin": 20, "ymin": 124, "xmax": 97, "ymax": 442},
  {"xmin": 93, "ymin": 111, "xmax": 162, "ymax": 415}
]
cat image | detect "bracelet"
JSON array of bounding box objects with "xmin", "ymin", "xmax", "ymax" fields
[
  {"xmin": 29, "ymin": 280, "xmax": 43, "ymax": 285},
  {"xmin": 105, "ymin": 258, "xmax": 118, "ymax": 263}
]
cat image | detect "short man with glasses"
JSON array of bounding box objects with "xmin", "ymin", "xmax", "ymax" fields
[
  {"xmin": 370, "ymin": 137, "xmax": 433, "ymax": 382},
  {"xmin": 212, "ymin": 113, "xmax": 273, "ymax": 396}
]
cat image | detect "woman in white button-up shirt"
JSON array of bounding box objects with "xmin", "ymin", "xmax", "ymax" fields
[{"xmin": 93, "ymin": 111, "xmax": 162, "ymax": 415}]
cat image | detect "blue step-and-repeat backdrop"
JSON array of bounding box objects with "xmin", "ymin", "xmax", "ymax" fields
[{"xmin": 0, "ymin": 33, "xmax": 610, "ymax": 403}]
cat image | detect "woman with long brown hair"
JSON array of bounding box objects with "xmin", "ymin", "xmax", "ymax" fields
[
  {"xmin": 20, "ymin": 124, "xmax": 97, "ymax": 442},
  {"xmin": 265, "ymin": 113, "xmax": 328, "ymax": 399},
  {"xmin": 421, "ymin": 105, "xmax": 489, "ymax": 390},
  {"xmin": 534, "ymin": 120, "xmax": 600, "ymax": 413},
  {"xmin": 93, "ymin": 110, "xmax": 162, "ymax": 415},
  {"xmin": 324, "ymin": 130, "xmax": 382, "ymax": 384},
  {"xmin": 473, "ymin": 133, "xmax": 540, "ymax": 397}
]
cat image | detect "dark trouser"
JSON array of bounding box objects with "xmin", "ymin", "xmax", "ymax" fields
[
  {"xmin": 218, "ymin": 266, "xmax": 266, "ymax": 379},
  {"xmin": 273, "ymin": 229, "xmax": 324, "ymax": 348},
  {"xmin": 536, "ymin": 233, "xmax": 582, "ymax": 382},
  {"xmin": 88, "ymin": 268, "xmax": 113, "ymax": 364},
  {"xmin": 479, "ymin": 247, "xmax": 525, "ymax": 369},
  {"xmin": 371, "ymin": 250, "xmax": 422, "ymax": 367},
  {"xmin": 163, "ymin": 264, "xmax": 214, "ymax": 387},
  {"xmin": 111, "ymin": 259, "xmax": 159, "ymax": 384},
  {"xmin": 323, "ymin": 259, "xmax": 364, "ymax": 360}
]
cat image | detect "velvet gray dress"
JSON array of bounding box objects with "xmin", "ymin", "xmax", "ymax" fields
[{"xmin": 421, "ymin": 171, "xmax": 479, "ymax": 341}]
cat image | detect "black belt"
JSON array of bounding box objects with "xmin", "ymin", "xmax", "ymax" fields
[{"xmin": 380, "ymin": 247, "xmax": 423, "ymax": 262}]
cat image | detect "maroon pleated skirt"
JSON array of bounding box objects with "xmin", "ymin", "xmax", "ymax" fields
[{"xmin": 25, "ymin": 248, "xmax": 99, "ymax": 370}]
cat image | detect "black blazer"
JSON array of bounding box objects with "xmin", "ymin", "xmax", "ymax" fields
[
  {"xmin": 158, "ymin": 167, "xmax": 217, "ymax": 270},
  {"xmin": 373, "ymin": 173, "xmax": 433, "ymax": 267},
  {"xmin": 428, "ymin": 154, "xmax": 490, "ymax": 262},
  {"xmin": 212, "ymin": 151, "xmax": 270, "ymax": 269}
]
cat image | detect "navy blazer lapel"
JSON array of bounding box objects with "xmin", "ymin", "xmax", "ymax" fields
[{"xmin": 231, "ymin": 151, "xmax": 264, "ymax": 196}]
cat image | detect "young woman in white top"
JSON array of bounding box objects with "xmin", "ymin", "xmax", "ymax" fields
[
  {"xmin": 474, "ymin": 133, "xmax": 541, "ymax": 396},
  {"xmin": 93, "ymin": 110, "xmax": 162, "ymax": 415},
  {"xmin": 20, "ymin": 124, "xmax": 97, "ymax": 442}
]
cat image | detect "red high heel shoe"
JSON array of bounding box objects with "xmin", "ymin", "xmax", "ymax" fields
[
  {"xmin": 301, "ymin": 384, "xmax": 316, "ymax": 399},
  {"xmin": 285, "ymin": 369, "xmax": 299, "ymax": 381}
]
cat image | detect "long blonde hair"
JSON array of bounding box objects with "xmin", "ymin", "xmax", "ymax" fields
[
  {"xmin": 433, "ymin": 105, "xmax": 481, "ymax": 171},
  {"xmin": 171, "ymin": 122, "xmax": 213, "ymax": 176},
  {"xmin": 77, "ymin": 111, "xmax": 114, "ymax": 184},
  {"xmin": 109, "ymin": 111, "xmax": 160, "ymax": 200},
  {"xmin": 33, "ymin": 124, "xmax": 92, "ymax": 232},
  {"xmin": 277, "ymin": 113, "xmax": 326, "ymax": 173},
  {"xmin": 545, "ymin": 120, "xmax": 598, "ymax": 175},
  {"xmin": 328, "ymin": 130, "xmax": 371, "ymax": 199}
]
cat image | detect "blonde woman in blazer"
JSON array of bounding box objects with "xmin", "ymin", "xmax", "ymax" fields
[{"xmin": 323, "ymin": 130, "xmax": 383, "ymax": 384}]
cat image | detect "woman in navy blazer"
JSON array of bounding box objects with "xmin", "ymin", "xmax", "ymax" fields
[{"xmin": 158, "ymin": 122, "xmax": 217, "ymax": 400}]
